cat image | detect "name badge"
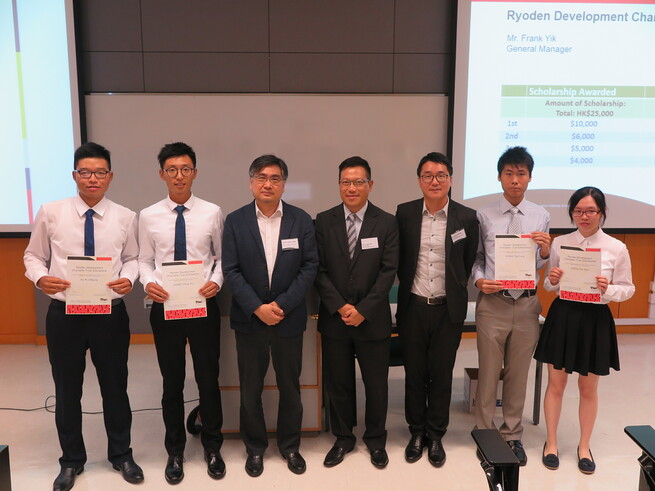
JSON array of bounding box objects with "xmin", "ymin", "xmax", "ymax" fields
[
  {"xmin": 451, "ymin": 228, "xmax": 467, "ymax": 243},
  {"xmin": 361, "ymin": 237, "xmax": 379, "ymax": 250},
  {"xmin": 281, "ymin": 238, "xmax": 299, "ymax": 250}
]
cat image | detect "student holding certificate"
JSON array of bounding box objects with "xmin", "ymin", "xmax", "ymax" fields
[
  {"xmin": 24, "ymin": 143, "xmax": 143, "ymax": 491},
  {"xmin": 138, "ymin": 142, "xmax": 226, "ymax": 483},
  {"xmin": 534, "ymin": 187, "xmax": 635, "ymax": 474}
]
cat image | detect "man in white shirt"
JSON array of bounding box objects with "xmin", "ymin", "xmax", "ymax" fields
[
  {"xmin": 471, "ymin": 146, "xmax": 551, "ymax": 465},
  {"xmin": 138, "ymin": 142, "xmax": 225, "ymax": 484},
  {"xmin": 24, "ymin": 142, "xmax": 143, "ymax": 491},
  {"xmin": 222, "ymin": 155, "xmax": 318, "ymax": 478}
]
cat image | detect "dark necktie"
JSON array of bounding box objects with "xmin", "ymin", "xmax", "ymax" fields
[
  {"xmin": 174, "ymin": 205, "xmax": 187, "ymax": 260},
  {"xmin": 84, "ymin": 209, "xmax": 95, "ymax": 256}
]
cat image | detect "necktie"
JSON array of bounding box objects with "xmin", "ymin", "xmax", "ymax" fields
[
  {"xmin": 174, "ymin": 205, "xmax": 187, "ymax": 261},
  {"xmin": 347, "ymin": 213, "xmax": 358, "ymax": 259},
  {"xmin": 507, "ymin": 207, "xmax": 523, "ymax": 299},
  {"xmin": 84, "ymin": 209, "xmax": 95, "ymax": 256}
]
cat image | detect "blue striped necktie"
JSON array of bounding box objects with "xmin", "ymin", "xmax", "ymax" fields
[
  {"xmin": 84, "ymin": 209, "xmax": 95, "ymax": 256},
  {"xmin": 174, "ymin": 205, "xmax": 187, "ymax": 261}
]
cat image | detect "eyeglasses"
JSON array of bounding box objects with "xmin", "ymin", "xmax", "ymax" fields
[
  {"xmin": 163, "ymin": 167, "xmax": 195, "ymax": 177},
  {"xmin": 252, "ymin": 175, "xmax": 286, "ymax": 185},
  {"xmin": 76, "ymin": 170, "xmax": 110, "ymax": 179},
  {"xmin": 339, "ymin": 179, "xmax": 370, "ymax": 188},
  {"xmin": 572, "ymin": 209, "xmax": 600, "ymax": 217},
  {"xmin": 419, "ymin": 173, "xmax": 450, "ymax": 183}
]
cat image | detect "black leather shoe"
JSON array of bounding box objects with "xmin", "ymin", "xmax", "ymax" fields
[
  {"xmin": 542, "ymin": 442, "xmax": 559, "ymax": 470},
  {"xmin": 283, "ymin": 452, "xmax": 306, "ymax": 475},
  {"xmin": 53, "ymin": 467, "xmax": 83, "ymax": 491},
  {"xmin": 112, "ymin": 458, "xmax": 144, "ymax": 484},
  {"xmin": 370, "ymin": 448, "xmax": 389, "ymax": 469},
  {"xmin": 427, "ymin": 439, "xmax": 446, "ymax": 467},
  {"xmin": 205, "ymin": 452, "xmax": 226, "ymax": 480},
  {"xmin": 405, "ymin": 434, "xmax": 427, "ymax": 463},
  {"xmin": 577, "ymin": 447, "xmax": 595, "ymax": 474},
  {"xmin": 164, "ymin": 455, "xmax": 184, "ymax": 485},
  {"xmin": 245, "ymin": 454, "xmax": 264, "ymax": 477},
  {"xmin": 508, "ymin": 440, "xmax": 527, "ymax": 466},
  {"xmin": 323, "ymin": 445, "xmax": 352, "ymax": 467}
]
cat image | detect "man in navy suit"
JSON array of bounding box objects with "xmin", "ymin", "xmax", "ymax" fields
[
  {"xmin": 315, "ymin": 156, "xmax": 399, "ymax": 469},
  {"xmin": 396, "ymin": 152, "xmax": 479, "ymax": 467},
  {"xmin": 222, "ymin": 154, "xmax": 318, "ymax": 478}
]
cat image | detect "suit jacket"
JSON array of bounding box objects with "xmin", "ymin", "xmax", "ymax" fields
[
  {"xmin": 222, "ymin": 200, "xmax": 318, "ymax": 337},
  {"xmin": 315, "ymin": 202, "xmax": 399, "ymax": 341},
  {"xmin": 396, "ymin": 198, "xmax": 479, "ymax": 327}
]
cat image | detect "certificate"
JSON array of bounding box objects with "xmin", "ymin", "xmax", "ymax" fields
[
  {"xmin": 494, "ymin": 235, "xmax": 536, "ymax": 289},
  {"xmin": 559, "ymin": 246, "xmax": 602, "ymax": 303},
  {"xmin": 162, "ymin": 260, "xmax": 207, "ymax": 320},
  {"xmin": 65, "ymin": 256, "xmax": 112, "ymax": 314}
]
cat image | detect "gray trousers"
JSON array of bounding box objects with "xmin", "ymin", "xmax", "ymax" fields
[{"xmin": 474, "ymin": 291, "xmax": 541, "ymax": 440}]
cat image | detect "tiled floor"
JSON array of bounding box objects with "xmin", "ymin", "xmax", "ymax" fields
[{"xmin": 1, "ymin": 335, "xmax": 654, "ymax": 490}]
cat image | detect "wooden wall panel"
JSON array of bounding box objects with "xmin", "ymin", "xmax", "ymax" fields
[{"xmin": 0, "ymin": 239, "xmax": 37, "ymax": 343}]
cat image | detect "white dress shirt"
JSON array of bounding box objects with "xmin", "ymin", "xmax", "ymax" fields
[
  {"xmin": 472, "ymin": 196, "xmax": 550, "ymax": 285},
  {"xmin": 342, "ymin": 201, "xmax": 368, "ymax": 240},
  {"xmin": 255, "ymin": 200, "xmax": 284, "ymax": 287},
  {"xmin": 411, "ymin": 199, "xmax": 448, "ymax": 298},
  {"xmin": 543, "ymin": 228, "xmax": 635, "ymax": 304},
  {"xmin": 24, "ymin": 195, "xmax": 139, "ymax": 301},
  {"xmin": 138, "ymin": 194, "xmax": 224, "ymax": 289}
]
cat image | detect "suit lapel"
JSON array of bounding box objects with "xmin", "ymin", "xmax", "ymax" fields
[
  {"xmin": 245, "ymin": 202, "xmax": 266, "ymax": 259},
  {"xmin": 331, "ymin": 206, "xmax": 350, "ymax": 260},
  {"xmin": 351, "ymin": 204, "xmax": 378, "ymax": 267},
  {"xmin": 273, "ymin": 203, "xmax": 296, "ymax": 271},
  {"xmin": 408, "ymin": 199, "xmax": 423, "ymax": 269}
]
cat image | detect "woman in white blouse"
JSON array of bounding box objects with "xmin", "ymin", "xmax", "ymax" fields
[{"xmin": 534, "ymin": 186, "xmax": 635, "ymax": 475}]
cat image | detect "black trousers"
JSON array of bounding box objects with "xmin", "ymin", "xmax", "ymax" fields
[
  {"xmin": 401, "ymin": 297, "xmax": 463, "ymax": 441},
  {"xmin": 235, "ymin": 327, "xmax": 303, "ymax": 457},
  {"xmin": 46, "ymin": 299, "xmax": 133, "ymax": 468},
  {"xmin": 322, "ymin": 335, "xmax": 389, "ymax": 451},
  {"xmin": 151, "ymin": 299, "xmax": 223, "ymax": 456}
]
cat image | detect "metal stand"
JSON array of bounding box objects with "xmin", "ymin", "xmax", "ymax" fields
[
  {"xmin": 472, "ymin": 429, "xmax": 519, "ymax": 491},
  {"xmin": 625, "ymin": 425, "xmax": 655, "ymax": 491}
]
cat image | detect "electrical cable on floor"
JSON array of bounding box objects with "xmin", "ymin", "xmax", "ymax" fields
[{"xmin": 0, "ymin": 396, "xmax": 200, "ymax": 415}]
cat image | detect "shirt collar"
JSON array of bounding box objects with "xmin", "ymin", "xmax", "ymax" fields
[
  {"xmin": 74, "ymin": 195, "xmax": 108, "ymax": 217},
  {"xmin": 422, "ymin": 198, "xmax": 449, "ymax": 217},
  {"xmin": 343, "ymin": 201, "xmax": 368, "ymax": 222},
  {"xmin": 255, "ymin": 200, "xmax": 284, "ymax": 219},
  {"xmin": 572, "ymin": 227, "xmax": 603, "ymax": 245},
  {"xmin": 165, "ymin": 193, "xmax": 195, "ymax": 211},
  {"xmin": 500, "ymin": 196, "xmax": 525, "ymax": 215}
]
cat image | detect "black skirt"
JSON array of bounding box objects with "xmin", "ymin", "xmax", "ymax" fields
[{"xmin": 534, "ymin": 297, "xmax": 619, "ymax": 376}]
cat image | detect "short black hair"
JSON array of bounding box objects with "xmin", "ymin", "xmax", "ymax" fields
[
  {"xmin": 497, "ymin": 146, "xmax": 534, "ymax": 176},
  {"xmin": 416, "ymin": 152, "xmax": 453, "ymax": 177},
  {"xmin": 157, "ymin": 142, "xmax": 196, "ymax": 169},
  {"xmin": 568, "ymin": 186, "xmax": 607, "ymax": 225},
  {"xmin": 74, "ymin": 142, "xmax": 111, "ymax": 170},
  {"xmin": 249, "ymin": 154, "xmax": 288, "ymax": 180},
  {"xmin": 338, "ymin": 156, "xmax": 371, "ymax": 180}
]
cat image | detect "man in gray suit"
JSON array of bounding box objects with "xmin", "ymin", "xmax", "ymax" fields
[{"xmin": 315, "ymin": 156, "xmax": 399, "ymax": 469}]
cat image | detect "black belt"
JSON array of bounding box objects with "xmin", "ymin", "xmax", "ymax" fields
[
  {"xmin": 501, "ymin": 289, "xmax": 537, "ymax": 299},
  {"xmin": 411, "ymin": 293, "xmax": 447, "ymax": 305},
  {"xmin": 51, "ymin": 298, "xmax": 123, "ymax": 307}
]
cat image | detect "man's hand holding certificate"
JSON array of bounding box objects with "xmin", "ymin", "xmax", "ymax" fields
[
  {"xmin": 494, "ymin": 235, "xmax": 537, "ymax": 289},
  {"xmin": 162, "ymin": 260, "xmax": 207, "ymax": 320},
  {"xmin": 558, "ymin": 246, "xmax": 602, "ymax": 303},
  {"xmin": 66, "ymin": 256, "xmax": 113, "ymax": 314}
]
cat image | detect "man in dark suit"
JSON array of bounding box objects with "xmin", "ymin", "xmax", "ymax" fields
[
  {"xmin": 396, "ymin": 152, "xmax": 479, "ymax": 467},
  {"xmin": 315, "ymin": 157, "xmax": 399, "ymax": 469},
  {"xmin": 222, "ymin": 154, "xmax": 318, "ymax": 478}
]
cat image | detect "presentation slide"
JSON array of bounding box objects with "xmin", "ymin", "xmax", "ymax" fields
[
  {"xmin": 0, "ymin": 0, "xmax": 79, "ymax": 232},
  {"xmin": 452, "ymin": 0, "xmax": 655, "ymax": 229}
]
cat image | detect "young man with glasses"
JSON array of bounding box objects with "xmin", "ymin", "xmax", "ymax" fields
[
  {"xmin": 395, "ymin": 152, "xmax": 479, "ymax": 468},
  {"xmin": 24, "ymin": 142, "xmax": 144, "ymax": 491},
  {"xmin": 314, "ymin": 156, "xmax": 399, "ymax": 469},
  {"xmin": 471, "ymin": 146, "xmax": 551, "ymax": 465},
  {"xmin": 138, "ymin": 142, "xmax": 225, "ymax": 484},
  {"xmin": 222, "ymin": 154, "xmax": 318, "ymax": 478}
]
